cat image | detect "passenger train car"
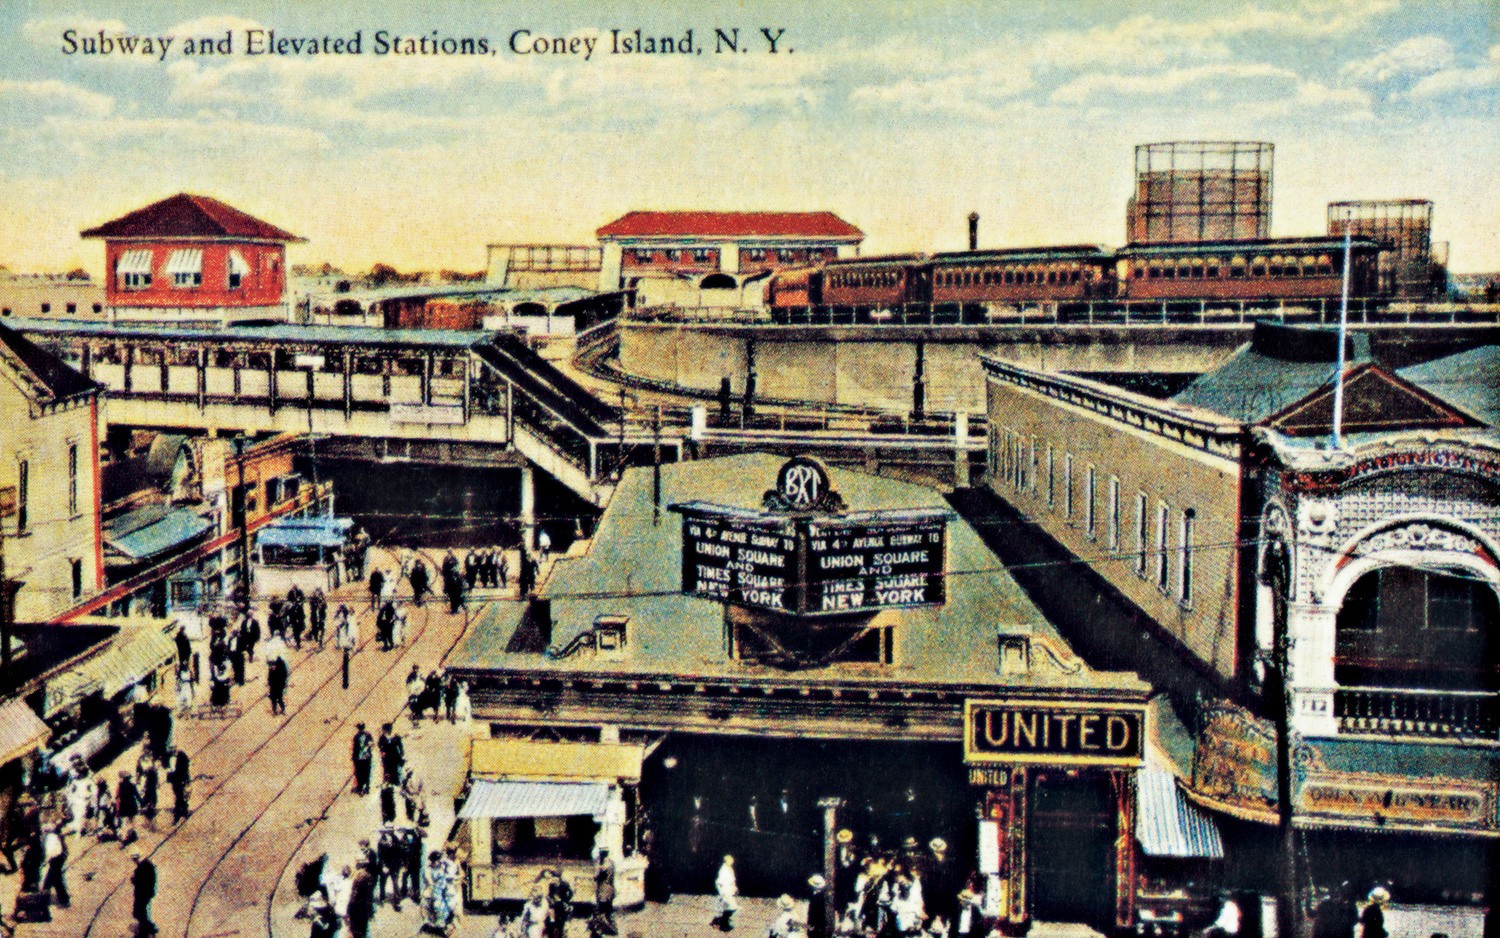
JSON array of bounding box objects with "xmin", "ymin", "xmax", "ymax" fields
[{"xmin": 765, "ymin": 237, "xmax": 1383, "ymax": 319}]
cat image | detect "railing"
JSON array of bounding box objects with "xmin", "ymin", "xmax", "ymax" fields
[{"xmin": 1333, "ymin": 685, "xmax": 1500, "ymax": 740}]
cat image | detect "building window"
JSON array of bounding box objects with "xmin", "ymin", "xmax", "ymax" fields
[
  {"xmin": 71, "ymin": 559, "xmax": 84, "ymax": 599},
  {"xmin": 68, "ymin": 444, "xmax": 79, "ymax": 515},
  {"xmin": 117, "ymin": 250, "xmax": 154, "ymax": 289},
  {"xmin": 1047, "ymin": 445, "xmax": 1055, "ymax": 507},
  {"xmin": 693, "ymin": 249, "xmax": 712, "ymax": 263},
  {"xmin": 167, "ymin": 248, "xmax": 204, "ymax": 288},
  {"xmin": 1108, "ymin": 477, "xmax": 1121, "ymax": 551},
  {"xmin": 93, "ymin": 303, "xmax": 103, "ymax": 313},
  {"xmin": 1085, "ymin": 466, "xmax": 1097, "ymax": 538},
  {"xmin": 1135, "ymin": 492, "xmax": 1148, "ymax": 576},
  {"xmin": 40, "ymin": 303, "xmax": 50, "ymax": 314},
  {"xmin": 1179, "ymin": 509, "xmax": 1196, "ymax": 607},
  {"xmin": 1063, "ymin": 454, "xmax": 1074, "ymax": 520},
  {"xmin": 66, "ymin": 302, "xmax": 77, "ymax": 314},
  {"xmin": 15, "ymin": 459, "xmax": 27, "ymax": 533},
  {"xmin": 1029, "ymin": 439, "xmax": 1039, "ymax": 494},
  {"xmin": 1156, "ymin": 502, "xmax": 1171, "ymax": 593}
]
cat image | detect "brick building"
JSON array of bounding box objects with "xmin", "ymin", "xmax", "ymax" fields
[
  {"xmin": 81, "ymin": 193, "xmax": 304, "ymax": 327},
  {"xmin": 596, "ymin": 211, "xmax": 863, "ymax": 307}
]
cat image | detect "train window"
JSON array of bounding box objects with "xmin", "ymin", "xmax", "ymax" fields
[
  {"xmin": 1043, "ymin": 270, "xmax": 1053, "ymax": 284},
  {"xmin": 1206, "ymin": 265, "xmax": 1220, "ymax": 278},
  {"xmin": 1070, "ymin": 270, "xmax": 1081, "ymax": 283},
  {"xmin": 169, "ymin": 348, "xmax": 197, "ymax": 366},
  {"xmin": 1251, "ymin": 262, "xmax": 1266, "ymax": 277}
]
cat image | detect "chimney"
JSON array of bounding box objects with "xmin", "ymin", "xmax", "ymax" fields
[{"xmin": 968, "ymin": 213, "xmax": 979, "ymax": 251}]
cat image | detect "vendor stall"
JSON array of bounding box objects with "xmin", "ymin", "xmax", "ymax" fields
[
  {"xmin": 455, "ymin": 738, "xmax": 648, "ymax": 909},
  {"xmin": 254, "ymin": 516, "xmax": 353, "ymax": 594}
]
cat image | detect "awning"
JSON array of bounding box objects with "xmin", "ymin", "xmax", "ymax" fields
[
  {"xmin": 470, "ymin": 739, "xmax": 644, "ymax": 782},
  {"xmin": 116, "ymin": 250, "xmax": 153, "ymax": 275},
  {"xmin": 105, "ymin": 508, "xmax": 212, "ymax": 561},
  {"xmin": 43, "ymin": 625, "xmax": 177, "ymax": 717},
  {"xmin": 1136, "ymin": 767, "xmax": 1224, "ymax": 859},
  {"xmin": 165, "ymin": 248, "xmax": 203, "ymax": 275},
  {"xmin": 458, "ymin": 780, "xmax": 611, "ymax": 820},
  {"xmin": 0, "ymin": 699, "xmax": 49, "ymax": 766},
  {"xmin": 257, "ymin": 517, "xmax": 354, "ymax": 550},
  {"xmin": 227, "ymin": 250, "xmax": 250, "ymax": 276}
]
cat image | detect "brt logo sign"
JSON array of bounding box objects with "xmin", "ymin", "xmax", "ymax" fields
[{"xmin": 964, "ymin": 699, "xmax": 1146, "ymax": 768}]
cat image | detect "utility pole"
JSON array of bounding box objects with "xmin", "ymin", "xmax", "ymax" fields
[
  {"xmin": 1272, "ymin": 602, "xmax": 1302, "ymax": 938},
  {"xmin": 0, "ymin": 485, "xmax": 15, "ymax": 675},
  {"xmin": 232, "ymin": 437, "xmax": 252, "ymax": 615},
  {"xmin": 818, "ymin": 797, "xmax": 844, "ymax": 930}
]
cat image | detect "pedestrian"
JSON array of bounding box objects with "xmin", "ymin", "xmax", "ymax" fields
[
  {"xmin": 953, "ymin": 883, "xmax": 983, "ymax": 938},
  {"xmin": 168, "ymin": 749, "xmax": 192, "ymax": 822},
  {"xmin": 380, "ymin": 783, "xmax": 398, "ymax": 825},
  {"xmin": 309, "ymin": 589, "xmax": 327, "ymax": 647},
  {"xmin": 65, "ymin": 767, "xmax": 92, "ymax": 836},
  {"xmin": 409, "ymin": 560, "xmax": 429, "ymax": 608},
  {"xmin": 401, "ymin": 768, "xmax": 424, "ymax": 824},
  {"xmin": 368, "ymin": 568, "xmax": 385, "ymax": 611},
  {"xmin": 423, "ymin": 850, "xmax": 457, "ymax": 932},
  {"xmin": 807, "ymin": 874, "xmax": 830, "ymax": 938},
  {"xmin": 288, "ymin": 594, "xmax": 306, "ymax": 650},
  {"xmin": 229, "ymin": 628, "xmax": 246, "ymax": 685},
  {"xmin": 406, "ymin": 666, "xmax": 425, "ymax": 719},
  {"xmin": 351, "ymin": 723, "xmax": 374, "ymax": 795},
  {"xmin": 116, "ymin": 771, "xmax": 140, "ymax": 846},
  {"xmin": 378, "ymin": 826, "xmax": 403, "ymax": 909},
  {"xmin": 174, "ymin": 627, "xmax": 191, "ymax": 666},
  {"xmin": 1360, "ymin": 888, "xmax": 1389, "ymax": 938},
  {"xmin": 377, "ymin": 600, "xmax": 396, "ymax": 651},
  {"xmin": 422, "ymin": 671, "xmax": 443, "ymax": 723},
  {"xmin": 210, "ymin": 653, "xmax": 232, "ymax": 710},
  {"xmin": 401, "ymin": 827, "xmax": 424, "ymax": 902},
  {"xmin": 712, "ymin": 854, "xmax": 738, "ymax": 931},
  {"xmin": 594, "ymin": 849, "xmax": 617, "ymax": 935},
  {"xmin": 443, "ymin": 674, "xmax": 459, "ymax": 723},
  {"xmin": 547, "ymin": 867, "xmax": 574, "ymax": 938},
  {"xmin": 321, "ymin": 863, "xmax": 352, "ymax": 923},
  {"xmin": 307, "ymin": 885, "xmax": 340, "ymax": 938},
  {"xmin": 175, "ymin": 661, "xmax": 194, "ymax": 714},
  {"xmin": 268, "ymin": 656, "xmax": 290, "ymax": 716},
  {"xmin": 241, "ymin": 612, "xmax": 261, "ymax": 662},
  {"xmin": 519, "ymin": 886, "xmax": 551, "ymax": 938},
  {"xmin": 498, "ymin": 552, "xmax": 510, "ymax": 588},
  {"xmin": 392, "ymin": 609, "xmax": 407, "ymax": 649},
  {"xmin": 131, "ymin": 846, "xmax": 157, "ymax": 936},
  {"xmin": 41, "ymin": 823, "xmax": 69, "ymax": 909},
  {"xmin": 138, "ymin": 760, "xmax": 159, "ymax": 831},
  {"xmin": 378, "ymin": 723, "xmax": 405, "ymax": 787},
  {"xmin": 768, "ymin": 894, "xmax": 797, "ymax": 938},
  {"xmin": 335, "ymin": 605, "xmax": 357, "ymax": 651}
]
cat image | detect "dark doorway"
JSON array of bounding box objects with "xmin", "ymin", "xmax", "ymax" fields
[
  {"xmin": 1335, "ymin": 565, "xmax": 1500, "ymax": 690},
  {"xmin": 1029, "ymin": 771, "xmax": 1115, "ymax": 927},
  {"xmin": 700, "ymin": 273, "xmax": 737, "ymax": 290}
]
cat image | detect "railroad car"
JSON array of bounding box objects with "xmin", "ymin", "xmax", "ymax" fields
[
  {"xmin": 763, "ymin": 266, "xmax": 823, "ymax": 308},
  {"xmin": 929, "ymin": 245, "xmax": 1115, "ymax": 306},
  {"xmin": 1115, "ymin": 237, "xmax": 1382, "ymax": 302},
  {"xmin": 819, "ymin": 254, "xmax": 931, "ymax": 309}
]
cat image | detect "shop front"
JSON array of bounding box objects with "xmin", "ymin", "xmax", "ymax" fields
[{"xmin": 965, "ymin": 698, "xmax": 1149, "ymax": 932}]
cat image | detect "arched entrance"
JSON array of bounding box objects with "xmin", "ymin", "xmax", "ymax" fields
[
  {"xmin": 1335, "ymin": 565, "xmax": 1500, "ymax": 691},
  {"xmin": 699, "ymin": 273, "xmax": 737, "ymax": 291}
]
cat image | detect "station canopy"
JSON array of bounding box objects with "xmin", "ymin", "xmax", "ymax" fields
[{"xmin": 458, "ymin": 780, "xmax": 612, "ymax": 820}]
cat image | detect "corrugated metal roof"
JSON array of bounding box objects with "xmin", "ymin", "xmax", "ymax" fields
[
  {"xmin": 43, "ymin": 625, "xmax": 176, "ymax": 716},
  {"xmin": 458, "ymin": 780, "xmax": 611, "ymax": 820},
  {"xmin": 105, "ymin": 507, "xmax": 212, "ymax": 560},
  {"xmin": 470, "ymin": 739, "xmax": 643, "ymax": 782},
  {"xmin": 0, "ymin": 698, "xmax": 50, "ymax": 765},
  {"xmin": 1136, "ymin": 767, "xmax": 1224, "ymax": 859}
]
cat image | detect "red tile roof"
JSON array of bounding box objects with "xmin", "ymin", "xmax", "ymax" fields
[
  {"xmin": 597, "ymin": 211, "xmax": 863, "ymax": 241},
  {"xmin": 80, "ymin": 193, "xmax": 304, "ymax": 242}
]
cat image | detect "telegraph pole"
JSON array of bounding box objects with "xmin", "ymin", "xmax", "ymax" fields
[{"xmin": 1272, "ymin": 604, "xmax": 1302, "ymax": 938}]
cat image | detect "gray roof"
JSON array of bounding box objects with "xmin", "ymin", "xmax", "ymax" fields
[
  {"xmin": 450, "ymin": 454, "xmax": 1147, "ymax": 696},
  {"xmin": 1172, "ymin": 322, "xmax": 1372, "ymax": 424},
  {"xmin": 1398, "ymin": 345, "xmax": 1500, "ymax": 428}
]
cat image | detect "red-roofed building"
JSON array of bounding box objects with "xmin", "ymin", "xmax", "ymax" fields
[
  {"xmin": 595, "ymin": 210, "xmax": 863, "ymax": 304},
  {"xmin": 81, "ymin": 193, "xmax": 305, "ymax": 326}
]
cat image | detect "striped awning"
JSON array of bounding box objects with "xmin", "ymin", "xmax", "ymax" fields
[
  {"xmin": 43, "ymin": 626, "xmax": 177, "ymax": 717},
  {"xmin": 227, "ymin": 250, "xmax": 250, "ymax": 275},
  {"xmin": 1136, "ymin": 767, "xmax": 1224, "ymax": 859},
  {"xmin": 0, "ymin": 699, "xmax": 49, "ymax": 766},
  {"xmin": 116, "ymin": 250, "xmax": 153, "ymax": 275},
  {"xmin": 165, "ymin": 248, "xmax": 203, "ymax": 275},
  {"xmin": 458, "ymin": 780, "xmax": 611, "ymax": 820}
]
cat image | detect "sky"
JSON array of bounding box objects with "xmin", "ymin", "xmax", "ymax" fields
[{"xmin": 1, "ymin": 0, "xmax": 1496, "ymax": 276}]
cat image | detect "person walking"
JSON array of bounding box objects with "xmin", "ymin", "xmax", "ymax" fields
[
  {"xmin": 116, "ymin": 771, "xmax": 141, "ymax": 846},
  {"xmin": 347, "ymin": 860, "xmax": 376, "ymax": 938},
  {"xmin": 228, "ymin": 628, "xmax": 246, "ymax": 686},
  {"xmin": 41, "ymin": 823, "xmax": 69, "ymax": 909},
  {"xmin": 806, "ymin": 874, "xmax": 830, "ymax": 938},
  {"xmin": 306, "ymin": 885, "xmax": 340, "ymax": 938},
  {"xmin": 240, "ymin": 612, "xmax": 261, "ymax": 662},
  {"xmin": 712, "ymin": 854, "xmax": 739, "ymax": 931},
  {"xmin": 379, "ymin": 783, "xmax": 398, "ymax": 826},
  {"xmin": 593, "ymin": 849, "xmax": 617, "ymax": 936},
  {"xmin": 174, "ymin": 627, "xmax": 191, "ymax": 667},
  {"xmin": 400, "ymin": 768, "xmax": 424, "ymax": 825},
  {"xmin": 378, "ymin": 724, "xmax": 405, "ymax": 787},
  {"xmin": 1360, "ymin": 887, "xmax": 1389, "ymax": 938},
  {"xmin": 351, "ymin": 724, "xmax": 374, "ymax": 795},
  {"xmin": 443, "ymin": 675, "xmax": 459, "ymax": 723},
  {"xmin": 309, "ymin": 589, "xmax": 327, "ymax": 647},
  {"xmin": 131, "ymin": 847, "xmax": 157, "ymax": 936},
  {"xmin": 409, "ymin": 560, "xmax": 430, "ymax": 608},
  {"xmin": 168, "ymin": 749, "xmax": 192, "ymax": 822},
  {"xmin": 138, "ymin": 760, "xmax": 159, "ymax": 832},
  {"xmin": 209, "ymin": 653, "xmax": 232, "ymax": 711},
  {"xmin": 768, "ymin": 895, "xmax": 797, "ymax": 938},
  {"xmin": 376, "ymin": 600, "xmax": 396, "ymax": 651},
  {"xmin": 268, "ymin": 656, "xmax": 290, "ymax": 716},
  {"xmin": 368, "ymin": 568, "xmax": 385, "ymax": 611}
]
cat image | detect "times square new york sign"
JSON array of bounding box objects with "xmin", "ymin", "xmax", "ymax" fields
[{"xmin": 671, "ymin": 456, "xmax": 949, "ymax": 616}]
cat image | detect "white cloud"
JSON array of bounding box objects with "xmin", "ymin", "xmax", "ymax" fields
[
  {"xmin": 1403, "ymin": 44, "xmax": 1500, "ymax": 99},
  {"xmin": 1049, "ymin": 62, "xmax": 1297, "ymax": 105},
  {"xmin": 1343, "ymin": 36, "xmax": 1455, "ymax": 82},
  {"xmin": 0, "ymin": 79, "xmax": 114, "ymax": 117}
]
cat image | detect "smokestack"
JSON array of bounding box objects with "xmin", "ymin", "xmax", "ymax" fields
[{"xmin": 968, "ymin": 213, "xmax": 979, "ymax": 251}]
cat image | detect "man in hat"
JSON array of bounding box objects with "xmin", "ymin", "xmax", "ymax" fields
[
  {"xmin": 922, "ymin": 837, "xmax": 955, "ymax": 931},
  {"xmin": 1359, "ymin": 887, "xmax": 1389, "ymax": 938},
  {"xmin": 768, "ymin": 894, "xmax": 799, "ymax": 938},
  {"xmin": 350, "ymin": 724, "xmax": 374, "ymax": 795},
  {"xmin": 131, "ymin": 846, "xmax": 157, "ymax": 936},
  {"xmin": 806, "ymin": 874, "xmax": 830, "ymax": 938}
]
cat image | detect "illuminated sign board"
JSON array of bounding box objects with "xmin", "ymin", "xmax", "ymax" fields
[
  {"xmin": 805, "ymin": 515, "xmax": 947, "ymax": 614},
  {"xmin": 679, "ymin": 509, "xmax": 797, "ymax": 612},
  {"xmin": 965, "ymin": 699, "xmax": 1146, "ymax": 768}
]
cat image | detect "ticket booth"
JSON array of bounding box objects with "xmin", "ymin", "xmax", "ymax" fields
[
  {"xmin": 965, "ymin": 698, "xmax": 1148, "ymax": 933},
  {"xmin": 454, "ymin": 738, "xmax": 648, "ymax": 909}
]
